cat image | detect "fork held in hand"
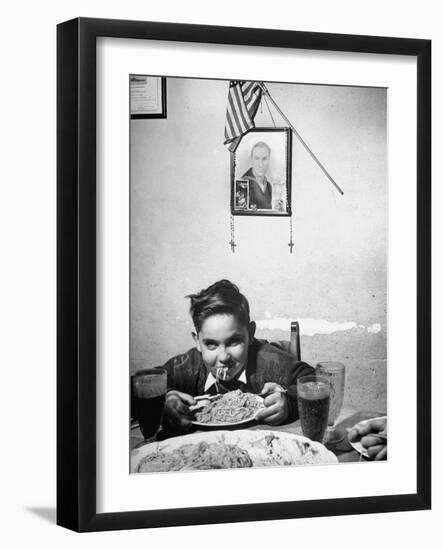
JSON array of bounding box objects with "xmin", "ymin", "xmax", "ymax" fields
[
  {"xmin": 194, "ymin": 394, "xmax": 222, "ymax": 402},
  {"xmin": 369, "ymin": 432, "xmax": 387, "ymax": 440},
  {"xmin": 260, "ymin": 388, "xmax": 288, "ymax": 397}
]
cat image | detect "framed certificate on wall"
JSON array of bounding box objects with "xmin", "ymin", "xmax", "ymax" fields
[{"xmin": 130, "ymin": 75, "xmax": 167, "ymax": 118}]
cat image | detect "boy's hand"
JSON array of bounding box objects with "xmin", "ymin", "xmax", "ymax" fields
[
  {"xmin": 255, "ymin": 382, "xmax": 289, "ymax": 426},
  {"xmin": 162, "ymin": 390, "xmax": 196, "ymax": 432}
]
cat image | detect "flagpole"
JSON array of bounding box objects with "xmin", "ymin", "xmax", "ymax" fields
[{"xmin": 258, "ymin": 82, "xmax": 344, "ymax": 196}]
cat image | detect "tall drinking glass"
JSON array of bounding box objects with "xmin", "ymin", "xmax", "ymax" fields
[
  {"xmin": 297, "ymin": 375, "xmax": 331, "ymax": 443},
  {"xmin": 132, "ymin": 367, "xmax": 167, "ymax": 442},
  {"xmin": 316, "ymin": 361, "xmax": 346, "ymax": 445}
]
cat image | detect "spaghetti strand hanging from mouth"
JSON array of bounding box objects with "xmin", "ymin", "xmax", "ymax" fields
[
  {"xmin": 215, "ymin": 367, "xmax": 227, "ymax": 391},
  {"xmin": 215, "ymin": 367, "xmax": 220, "ymax": 393}
]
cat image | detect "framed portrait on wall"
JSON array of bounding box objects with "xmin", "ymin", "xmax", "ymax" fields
[
  {"xmin": 57, "ymin": 17, "xmax": 431, "ymax": 533},
  {"xmin": 231, "ymin": 127, "xmax": 292, "ymax": 216}
]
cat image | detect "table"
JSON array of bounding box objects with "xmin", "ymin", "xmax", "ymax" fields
[{"xmin": 130, "ymin": 407, "xmax": 386, "ymax": 462}]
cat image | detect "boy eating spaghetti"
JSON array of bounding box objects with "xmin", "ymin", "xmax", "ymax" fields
[{"xmin": 162, "ymin": 279, "xmax": 314, "ymax": 433}]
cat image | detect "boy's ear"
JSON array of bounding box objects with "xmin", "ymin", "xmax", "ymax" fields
[
  {"xmin": 192, "ymin": 331, "xmax": 201, "ymax": 351},
  {"xmin": 248, "ymin": 321, "xmax": 256, "ymax": 340}
]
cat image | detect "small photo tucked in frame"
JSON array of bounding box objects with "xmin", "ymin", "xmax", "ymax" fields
[
  {"xmin": 234, "ymin": 179, "xmax": 250, "ymax": 210},
  {"xmin": 231, "ymin": 127, "xmax": 292, "ymax": 216}
]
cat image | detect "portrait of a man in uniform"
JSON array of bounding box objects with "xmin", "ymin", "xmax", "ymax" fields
[{"xmin": 231, "ymin": 127, "xmax": 291, "ymax": 216}]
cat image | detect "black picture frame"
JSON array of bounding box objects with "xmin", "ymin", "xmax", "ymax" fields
[
  {"xmin": 57, "ymin": 17, "xmax": 431, "ymax": 532},
  {"xmin": 130, "ymin": 75, "xmax": 167, "ymax": 119},
  {"xmin": 231, "ymin": 127, "xmax": 292, "ymax": 216}
]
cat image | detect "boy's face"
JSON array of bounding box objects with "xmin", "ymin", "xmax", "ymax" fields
[{"xmin": 193, "ymin": 314, "xmax": 255, "ymax": 382}]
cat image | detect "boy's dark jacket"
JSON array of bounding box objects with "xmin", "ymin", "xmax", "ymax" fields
[{"xmin": 162, "ymin": 338, "xmax": 314, "ymax": 422}]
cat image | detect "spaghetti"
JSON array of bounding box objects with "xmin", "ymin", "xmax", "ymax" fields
[
  {"xmin": 194, "ymin": 389, "xmax": 263, "ymax": 424},
  {"xmin": 137, "ymin": 440, "xmax": 253, "ymax": 472}
]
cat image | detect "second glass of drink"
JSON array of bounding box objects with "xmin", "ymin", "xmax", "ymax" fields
[
  {"xmin": 132, "ymin": 367, "xmax": 167, "ymax": 442},
  {"xmin": 297, "ymin": 374, "xmax": 331, "ymax": 443},
  {"xmin": 316, "ymin": 361, "xmax": 346, "ymax": 445}
]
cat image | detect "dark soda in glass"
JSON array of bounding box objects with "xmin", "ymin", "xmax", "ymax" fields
[
  {"xmin": 297, "ymin": 376, "xmax": 330, "ymax": 443},
  {"xmin": 132, "ymin": 368, "xmax": 167, "ymax": 440},
  {"xmin": 132, "ymin": 393, "xmax": 166, "ymax": 439}
]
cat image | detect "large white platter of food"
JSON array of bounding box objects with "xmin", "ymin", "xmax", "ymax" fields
[{"xmin": 131, "ymin": 429, "xmax": 338, "ymax": 473}]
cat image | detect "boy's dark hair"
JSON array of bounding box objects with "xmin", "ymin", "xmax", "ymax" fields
[{"xmin": 186, "ymin": 279, "xmax": 251, "ymax": 333}]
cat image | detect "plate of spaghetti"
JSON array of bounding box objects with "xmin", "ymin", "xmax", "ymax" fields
[
  {"xmin": 191, "ymin": 389, "xmax": 265, "ymax": 427},
  {"xmin": 131, "ymin": 429, "xmax": 338, "ymax": 473}
]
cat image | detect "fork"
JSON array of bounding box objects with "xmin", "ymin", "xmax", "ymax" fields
[
  {"xmin": 194, "ymin": 394, "xmax": 222, "ymax": 402},
  {"xmin": 368, "ymin": 432, "xmax": 387, "ymax": 440},
  {"xmin": 259, "ymin": 388, "xmax": 288, "ymax": 397}
]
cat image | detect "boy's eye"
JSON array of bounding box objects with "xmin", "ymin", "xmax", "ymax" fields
[
  {"xmin": 205, "ymin": 343, "xmax": 217, "ymax": 350},
  {"xmin": 228, "ymin": 338, "xmax": 242, "ymax": 346}
]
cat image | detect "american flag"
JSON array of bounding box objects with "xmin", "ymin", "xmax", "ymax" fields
[{"xmin": 224, "ymin": 81, "xmax": 262, "ymax": 152}]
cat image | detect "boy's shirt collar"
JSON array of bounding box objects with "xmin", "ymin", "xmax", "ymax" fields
[{"xmin": 204, "ymin": 369, "xmax": 247, "ymax": 392}]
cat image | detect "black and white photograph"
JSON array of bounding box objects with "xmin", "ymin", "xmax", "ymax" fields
[
  {"xmin": 129, "ymin": 75, "xmax": 388, "ymax": 473},
  {"xmin": 231, "ymin": 127, "xmax": 292, "ymax": 215}
]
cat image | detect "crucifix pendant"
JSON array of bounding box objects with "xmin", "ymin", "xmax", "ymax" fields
[
  {"xmin": 288, "ymin": 240, "xmax": 294, "ymax": 253},
  {"xmin": 230, "ymin": 240, "xmax": 237, "ymax": 253}
]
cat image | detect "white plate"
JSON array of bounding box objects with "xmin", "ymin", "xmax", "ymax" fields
[
  {"xmin": 131, "ymin": 429, "xmax": 338, "ymax": 473},
  {"xmin": 191, "ymin": 419, "xmax": 258, "ymax": 428},
  {"xmin": 191, "ymin": 394, "xmax": 264, "ymax": 428},
  {"xmin": 348, "ymin": 416, "xmax": 387, "ymax": 458}
]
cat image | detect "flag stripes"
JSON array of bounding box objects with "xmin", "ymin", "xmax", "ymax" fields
[{"xmin": 224, "ymin": 81, "xmax": 262, "ymax": 151}]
